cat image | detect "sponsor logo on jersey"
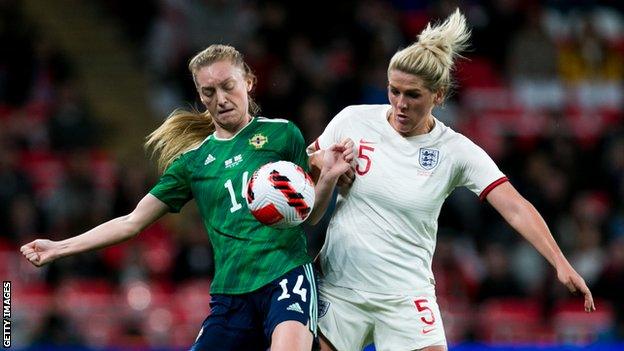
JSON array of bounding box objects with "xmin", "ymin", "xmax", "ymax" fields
[
  {"xmin": 422, "ymin": 326, "xmax": 436, "ymax": 334},
  {"xmin": 419, "ymin": 148, "xmax": 439, "ymax": 170},
  {"xmin": 318, "ymin": 298, "xmax": 330, "ymax": 318},
  {"xmin": 359, "ymin": 138, "xmax": 376, "ymax": 144},
  {"xmin": 204, "ymin": 154, "xmax": 216, "ymax": 165},
  {"xmin": 249, "ymin": 133, "xmax": 268, "ymax": 149},
  {"xmin": 286, "ymin": 302, "xmax": 304, "ymax": 314},
  {"xmin": 224, "ymin": 154, "xmax": 243, "ymax": 168}
]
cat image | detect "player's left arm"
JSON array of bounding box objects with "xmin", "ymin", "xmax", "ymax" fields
[
  {"xmin": 485, "ymin": 182, "xmax": 596, "ymax": 312},
  {"xmin": 306, "ymin": 142, "xmax": 353, "ymax": 225}
]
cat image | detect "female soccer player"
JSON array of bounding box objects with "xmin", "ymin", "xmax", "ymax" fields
[
  {"xmin": 308, "ymin": 9, "xmax": 595, "ymax": 351},
  {"xmin": 20, "ymin": 44, "xmax": 351, "ymax": 351}
]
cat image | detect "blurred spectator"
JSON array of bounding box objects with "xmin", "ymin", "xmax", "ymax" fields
[
  {"xmin": 507, "ymin": 6, "xmax": 559, "ymax": 81},
  {"xmin": 593, "ymin": 236, "xmax": 624, "ymax": 338},
  {"xmin": 32, "ymin": 311, "xmax": 83, "ymax": 347},
  {"xmin": 172, "ymin": 207, "xmax": 214, "ymax": 283},
  {"xmin": 5, "ymin": 0, "xmax": 624, "ymax": 347},
  {"xmin": 433, "ymin": 234, "xmax": 480, "ymax": 303},
  {"xmin": 477, "ymin": 243, "xmax": 526, "ymax": 301},
  {"xmin": 47, "ymin": 82, "xmax": 99, "ymax": 151},
  {"xmin": 0, "ymin": 0, "xmax": 36, "ymax": 106},
  {"xmin": 0, "ymin": 137, "xmax": 36, "ymax": 239},
  {"xmin": 558, "ymin": 14, "xmax": 624, "ymax": 84},
  {"xmin": 507, "ymin": 5, "xmax": 564, "ymax": 110}
]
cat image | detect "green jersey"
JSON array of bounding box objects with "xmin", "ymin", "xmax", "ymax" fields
[{"xmin": 150, "ymin": 117, "xmax": 311, "ymax": 294}]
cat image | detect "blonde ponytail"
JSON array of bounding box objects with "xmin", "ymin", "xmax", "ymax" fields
[
  {"xmin": 388, "ymin": 8, "xmax": 470, "ymax": 97},
  {"xmin": 145, "ymin": 108, "xmax": 214, "ymax": 172}
]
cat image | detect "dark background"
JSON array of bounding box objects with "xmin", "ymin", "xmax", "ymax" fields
[{"xmin": 1, "ymin": 0, "xmax": 623, "ymax": 348}]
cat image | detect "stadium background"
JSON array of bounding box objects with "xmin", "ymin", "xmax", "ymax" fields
[{"xmin": 1, "ymin": 0, "xmax": 623, "ymax": 349}]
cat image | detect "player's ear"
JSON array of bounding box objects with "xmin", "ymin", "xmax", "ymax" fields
[
  {"xmin": 246, "ymin": 76, "xmax": 254, "ymax": 92},
  {"xmin": 434, "ymin": 89, "xmax": 445, "ymax": 105}
]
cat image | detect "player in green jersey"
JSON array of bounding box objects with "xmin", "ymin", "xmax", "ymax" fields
[{"xmin": 20, "ymin": 44, "xmax": 352, "ymax": 351}]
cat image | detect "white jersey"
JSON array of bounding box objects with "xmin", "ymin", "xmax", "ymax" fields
[{"xmin": 313, "ymin": 104, "xmax": 507, "ymax": 294}]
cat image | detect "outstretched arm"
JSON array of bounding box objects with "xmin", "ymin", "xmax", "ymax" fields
[
  {"xmin": 486, "ymin": 182, "xmax": 595, "ymax": 312},
  {"xmin": 20, "ymin": 194, "xmax": 169, "ymax": 267}
]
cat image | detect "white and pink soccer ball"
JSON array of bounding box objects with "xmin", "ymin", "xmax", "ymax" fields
[{"xmin": 246, "ymin": 161, "xmax": 315, "ymax": 228}]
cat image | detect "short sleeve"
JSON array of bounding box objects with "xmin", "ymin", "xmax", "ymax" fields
[
  {"xmin": 149, "ymin": 154, "xmax": 193, "ymax": 212},
  {"xmin": 287, "ymin": 122, "xmax": 310, "ymax": 172},
  {"xmin": 454, "ymin": 137, "xmax": 508, "ymax": 201}
]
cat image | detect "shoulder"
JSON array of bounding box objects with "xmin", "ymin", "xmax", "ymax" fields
[
  {"xmin": 336, "ymin": 104, "xmax": 388, "ymax": 118},
  {"xmin": 330, "ymin": 104, "xmax": 389, "ymax": 128},
  {"xmin": 256, "ymin": 116, "xmax": 302, "ymax": 135},
  {"xmin": 439, "ymin": 125, "xmax": 492, "ymax": 168},
  {"xmin": 256, "ymin": 116, "xmax": 290, "ymax": 124},
  {"xmin": 436, "ymin": 122, "xmax": 474, "ymax": 149}
]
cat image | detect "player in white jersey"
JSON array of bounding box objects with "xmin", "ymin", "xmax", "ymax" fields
[{"xmin": 307, "ymin": 9, "xmax": 595, "ymax": 351}]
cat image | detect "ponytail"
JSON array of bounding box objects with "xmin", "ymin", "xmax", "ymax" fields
[
  {"xmin": 145, "ymin": 108, "xmax": 214, "ymax": 172},
  {"xmin": 388, "ymin": 8, "xmax": 470, "ymax": 98}
]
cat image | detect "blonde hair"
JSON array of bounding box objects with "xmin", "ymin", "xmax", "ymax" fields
[
  {"xmin": 145, "ymin": 108, "xmax": 214, "ymax": 172},
  {"xmin": 388, "ymin": 8, "xmax": 470, "ymax": 99},
  {"xmin": 145, "ymin": 44, "xmax": 259, "ymax": 172}
]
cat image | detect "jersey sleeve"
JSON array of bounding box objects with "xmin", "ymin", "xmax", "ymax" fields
[
  {"xmin": 287, "ymin": 121, "xmax": 310, "ymax": 171},
  {"xmin": 307, "ymin": 106, "xmax": 352, "ymax": 154},
  {"xmin": 454, "ymin": 137, "xmax": 508, "ymax": 201},
  {"xmin": 149, "ymin": 154, "xmax": 193, "ymax": 213}
]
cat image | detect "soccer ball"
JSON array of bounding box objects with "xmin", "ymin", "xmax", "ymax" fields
[{"xmin": 246, "ymin": 161, "xmax": 315, "ymax": 228}]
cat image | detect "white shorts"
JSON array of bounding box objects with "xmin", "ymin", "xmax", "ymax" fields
[{"xmin": 318, "ymin": 281, "xmax": 446, "ymax": 351}]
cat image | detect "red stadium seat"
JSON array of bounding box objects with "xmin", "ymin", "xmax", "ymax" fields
[
  {"xmin": 54, "ymin": 278, "xmax": 118, "ymax": 346},
  {"xmin": 438, "ymin": 297, "xmax": 473, "ymax": 344},
  {"xmin": 552, "ymin": 299, "xmax": 614, "ymax": 345},
  {"xmin": 12, "ymin": 281, "xmax": 53, "ymax": 342},
  {"xmin": 477, "ymin": 298, "xmax": 554, "ymax": 344},
  {"xmin": 169, "ymin": 279, "xmax": 212, "ymax": 346},
  {"xmin": 19, "ymin": 150, "xmax": 66, "ymax": 200}
]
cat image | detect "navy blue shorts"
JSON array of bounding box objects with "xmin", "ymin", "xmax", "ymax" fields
[{"xmin": 190, "ymin": 263, "xmax": 317, "ymax": 351}]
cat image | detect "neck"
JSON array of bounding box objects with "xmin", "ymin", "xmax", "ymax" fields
[
  {"xmin": 387, "ymin": 110, "xmax": 435, "ymax": 137},
  {"xmin": 215, "ymin": 115, "xmax": 252, "ymax": 139}
]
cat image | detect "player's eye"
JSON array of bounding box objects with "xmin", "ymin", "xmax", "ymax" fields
[{"xmin": 202, "ymin": 88, "xmax": 214, "ymax": 97}]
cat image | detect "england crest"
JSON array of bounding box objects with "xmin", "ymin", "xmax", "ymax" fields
[
  {"xmin": 419, "ymin": 148, "xmax": 439, "ymax": 170},
  {"xmin": 318, "ymin": 298, "xmax": 330, "ymax": 318}
]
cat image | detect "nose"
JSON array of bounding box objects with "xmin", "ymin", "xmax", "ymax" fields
[
  {"xmin": 397, "ymin": 95, "xmax": 408, "ymax": 110},
  {"xmin": 216, "ymin": 89, "xmax": 228, "ymax": 106}
]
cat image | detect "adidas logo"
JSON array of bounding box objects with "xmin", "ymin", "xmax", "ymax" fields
[
  {"xmin": 287, "ymin": 302, "xmax": 304, "ymax": 314},
  {"xmin": 204, "ymin": 154, "xmax": 216, "ymax": 165}
]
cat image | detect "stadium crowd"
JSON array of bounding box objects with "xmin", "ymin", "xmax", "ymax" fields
[{"xmin": 1, "ymin": 0, "xmax": 623, "ymax": 348}]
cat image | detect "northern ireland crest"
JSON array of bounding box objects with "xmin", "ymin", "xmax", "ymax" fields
[
  {"xmin": 419, "ymin": 148, "xmax": 439, "ymax": 170},
  {"xmin": 249, "ymin": 133, "xmax": 268, "ymax": 149}
]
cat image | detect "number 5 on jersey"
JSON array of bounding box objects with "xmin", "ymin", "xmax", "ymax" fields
[{"xmin": 356, "ymin": 141, "xmax": 375, "ymax": 176}]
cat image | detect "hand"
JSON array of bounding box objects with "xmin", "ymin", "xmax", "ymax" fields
[
  {"xmin": 557, "ymin": 263, "xmax": 595, "ymax": 312},
  {"xmin": 336, "ymin": 138, "xmax": 355, "ymax": 187},
  {"xmin": 321, "ymin": 143, "xmax": 352, "ymax": 180},
  {"xmin": 337, "ymin": 166, "xmax": 355, "ymax": 187},
  {"xmin": 20, "ymin": 239, "xmax": 59, "ymax": 267}
]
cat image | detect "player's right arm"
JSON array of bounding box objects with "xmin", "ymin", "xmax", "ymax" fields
[{"xmin": 20, "ymin": 194, "xmax": 169, "ymax": 267}]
